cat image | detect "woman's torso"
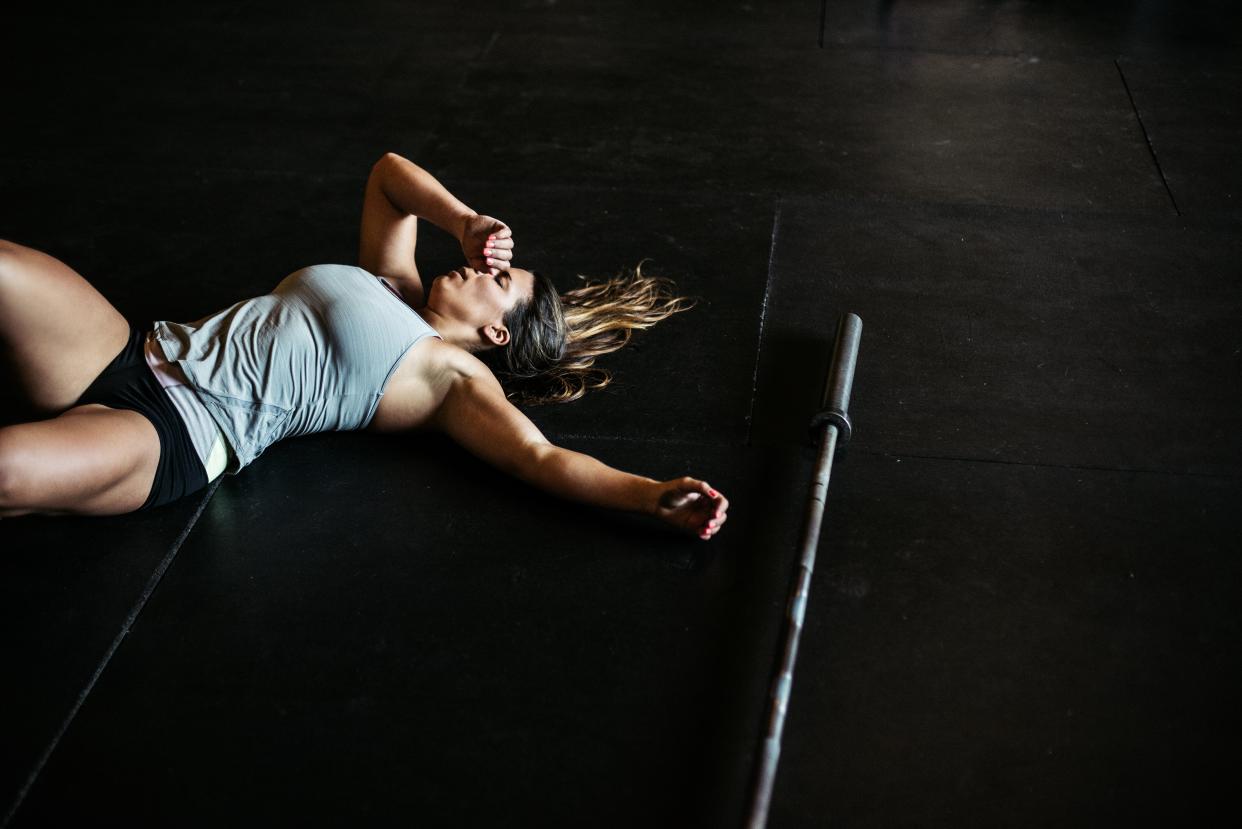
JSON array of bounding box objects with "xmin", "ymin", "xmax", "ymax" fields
[{"xmin": 151, "ymin": 264, "xmax": 446, "ymax": 473}]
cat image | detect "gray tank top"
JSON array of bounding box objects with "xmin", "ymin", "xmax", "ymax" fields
[{"xmin": 152, "ymin": 264, "xmax": 441, "ymax": 474}]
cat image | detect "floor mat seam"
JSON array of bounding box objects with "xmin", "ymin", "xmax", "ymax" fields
[
  {"xmin": 1, "ymin": 478, "xmax": 222, "ymax": 828},
  {"xmin": 745, "ymin": 197, "xmax": 782, "ymax": 447},
  {"xmin": 1115, "ymin": 57, "xmax": 1182, "ymax": 216}
]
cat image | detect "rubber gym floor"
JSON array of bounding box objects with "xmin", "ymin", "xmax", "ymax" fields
[{"xmin": 2, "ymin": 2, "xmax": 1239, "ymax": 826}]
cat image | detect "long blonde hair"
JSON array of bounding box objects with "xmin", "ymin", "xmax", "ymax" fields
[{"xmin": 484, "ymin": 260, "xmax": 696, "ymax": 405}]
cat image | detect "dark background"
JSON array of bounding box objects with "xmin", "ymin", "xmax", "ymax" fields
[{"xmin": 3, "ymin": 1, "xmax": 1240, "ymax": 826}]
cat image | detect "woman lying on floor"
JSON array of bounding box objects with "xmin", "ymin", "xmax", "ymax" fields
[{"xmin": 0, "ymin": 153, "xmax": 728, "ymax": 539}]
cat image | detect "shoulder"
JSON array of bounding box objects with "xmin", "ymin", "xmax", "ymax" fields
[
  {"xmin": 368, "ymin": 338, "xmax": 502, "ymax": 432},
  {"xmin": 415, "ymin": 339, "xmax": 509, "ymax": 416},
  {"xmin": 275, "ymin": 263, "xmax": 374, "ymax": 291},
  {"xmin": 419, "ymin": 337, "xmax": 494, "ymax": 382}
]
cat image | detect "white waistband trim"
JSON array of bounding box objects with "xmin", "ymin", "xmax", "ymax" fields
[{"xmin": 143, "ymin": 332, "xmax": 230, "ymax": 482}]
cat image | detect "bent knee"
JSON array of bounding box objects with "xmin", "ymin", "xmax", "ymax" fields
[
  {"xmin": 0, "ymin": 238, "xmax": 28, "ymax": 264},
  {"xmin": 0, "ymin": 238, "xmax": 58, "ymax": 280},
  {"xmin": 0, "ymin": 239, "xmax": 32, "ymax": 292},
  {"xmin": 0, "ymin": 239, "xmax": 15, "ymax": 275}
]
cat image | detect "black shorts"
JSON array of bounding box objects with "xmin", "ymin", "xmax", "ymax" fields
[{"xmin": 75, "ymin": 322, "xmax": 208, "ymax": 512}]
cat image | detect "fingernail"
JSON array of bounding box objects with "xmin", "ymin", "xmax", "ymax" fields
[
  {"xmin": 708, "ymin": 489, "xmax": 718, "ymax": 498},
  {"xmin": 488, "ymin": 234, "xmax": 496, "ymax": 240},
  {"xmin": 484, "ymin": 248, "xmax": 492, "ymax": 255}
]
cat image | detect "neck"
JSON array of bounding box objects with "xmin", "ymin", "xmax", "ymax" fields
[{"xmin": 416, "ymin": 306, "xmax": 484, "ymax": 352}]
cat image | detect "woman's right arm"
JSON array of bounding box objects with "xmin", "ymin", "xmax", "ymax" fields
[
  {"xmin": 358, "ymin": 154, "xmax": 514, "ymax": 303},
  {"xmin": 428, "ymin": 353, "xmax": 729, "ymax": 541}
]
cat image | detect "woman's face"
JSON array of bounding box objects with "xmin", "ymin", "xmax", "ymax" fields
[{"xmin": 427, "ymin": 265, "xmax": 536, "ymax": 340}]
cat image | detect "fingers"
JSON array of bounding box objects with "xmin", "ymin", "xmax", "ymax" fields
[
  {"xmin": 699, "ymin": 510, "xmax": 727, "ymax": 540},
  {"xmin": 699, "ymin": 512, "xmax": 728, "ymax": 541},
  {"xmin": 658, "ymin": 477, "xmax": 729, "ymax": 541},
  {"xmin": 687, "ymin": 478, "xmax": 728, "ymax": 541},
  {"xmin": 481, "ymin": 248, "xmax": 513, "ymax": 266},
  {"xmin": 482, "ymin": 232, "xmax": 515, "ymax": 275},
  {"xmin": 688, "ymin": 478, "xmax": 728, "ymax": 516}
]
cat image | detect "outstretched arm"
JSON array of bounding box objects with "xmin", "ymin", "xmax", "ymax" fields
[
  {"xmin": 358, "ymin": 153, "xmax": 516, "ymax": 302},
  {"xmin": 429, "ymin": 361, "xmax": 729, "ymax": 541}
]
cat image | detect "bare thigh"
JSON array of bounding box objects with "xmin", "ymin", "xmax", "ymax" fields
[
  {"xmin": 0, "ymin": 240, "xmax": 132, "ymax": 415},
  {"xmin": 0, "ymin": 404, "xmax": 160, "ymax": 518}
]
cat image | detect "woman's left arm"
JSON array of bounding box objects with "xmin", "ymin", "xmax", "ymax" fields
[
  {"xmin": 360, "ymin": 153, "xmax": 515, "ymax": 288},
  {"xmin": 430, "ymin": 364, "xmax": 728, "ymax": 540}
]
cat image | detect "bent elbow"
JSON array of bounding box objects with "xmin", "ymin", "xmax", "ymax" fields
[
  {"xmin": 372, "ymin": 153, "xmax": 396, "ymax": 177},
  {"xmin": 513, "ymin": 440, "xmax": 558, "ymax": 482},
  {"xmin": 375, "ymin": 151, "xmax": 410, "ymax": 171},
  {"xmin": 528, "ymin": 440, "xmax": 557, "ymax": 467}
]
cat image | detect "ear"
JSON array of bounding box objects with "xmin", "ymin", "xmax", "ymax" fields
[{"xmin": 482, "ymin": 322, "xmax": 511, "ymax": 348}]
